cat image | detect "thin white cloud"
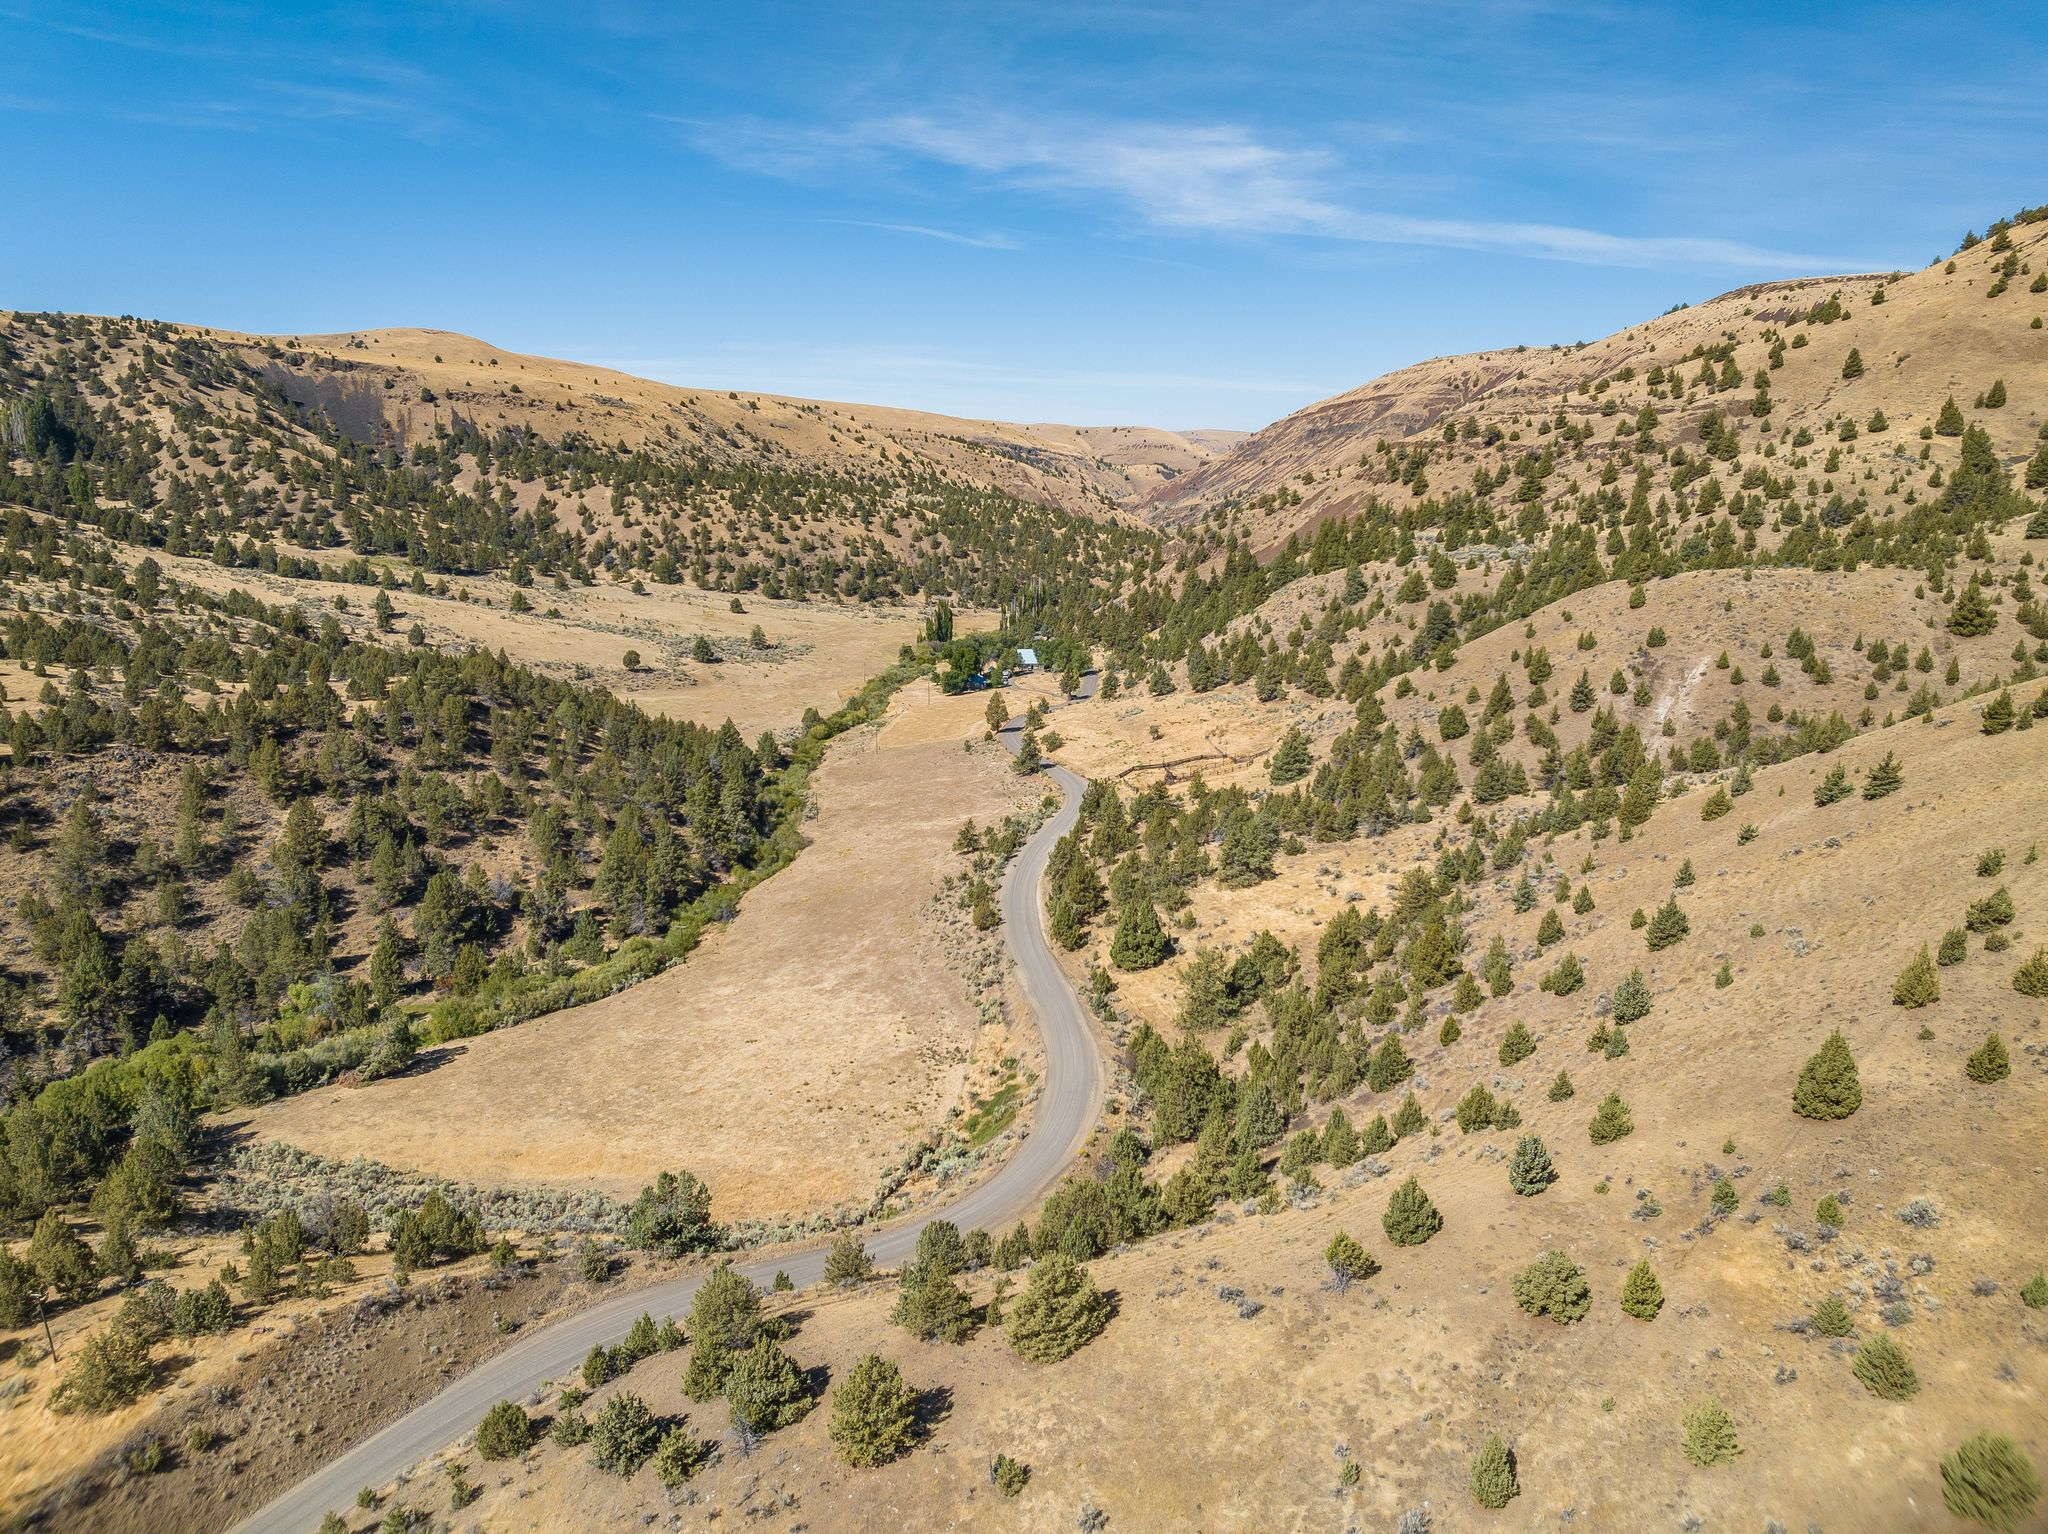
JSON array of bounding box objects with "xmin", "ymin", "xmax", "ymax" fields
[
  {"xmin": 687, "ymin": 109, "xmax": 1863, "ymax": 272},
  {"xmin": 822, "ymin": 219, "xmax": 1021, "ymax": 250}
]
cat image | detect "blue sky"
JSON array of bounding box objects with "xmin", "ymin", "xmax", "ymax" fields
[{"xmin": 6, "ymin": 2, "xmax": 2044, "ymax": 429}]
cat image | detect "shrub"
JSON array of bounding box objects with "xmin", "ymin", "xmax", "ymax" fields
[
  {"xmin": 589, "ymin": 1391, "xmax": 660, "ymax": 1477},
  {"xmin": 1812, "ymin": 1293, "xmax": 1854, "ymax": 1336},
  {"xmin": 1941, "ymin": 1433, "xmax": 2041, "ymax": 1532},
  {"xmin": 1507, "ymin": 1135, "xmax": 1555, "ymax": 1196},
  {"xmin": 1966, "ymin": 886, "xmax": 2016, "ymax": 932},
  {"xmin": 1966, "ymin": 1033, "xmax": 2011, "ymax": 1083},
  {"xmin": 2019, "ymin": 1273, "xmax": 2048, "ymax": 1310},
  {"xmin": 1512, "ymin": 1250, "xmax": 1591, "ymax": 1324},
  {"xmin": 1382, "ymin": 1177, "xmax": 1443, "ymax": 1247},
  {"xmin": 1455, "ymin": 1083, "xmax": 1501, "ymax": 1133},
  {"xmin": 653, "ymin": 1425, "xmax": 709, "ymax": 1487},
  {"xmin": 1817, "ymin": 1195, "xmax": 1844, "ymax": 1228},
  {"xmin": 2014, "ymin": 948, "xmax": 2048, "ymax": 998},
  {"xmin": 1324, "ymin": 1231, "xmax": 1378, "ymax": 1288},
  {"xmin": 829, "ymin": 1355, "xmax": 919, "ymax": 1467},
  {"xmin": 1498, "ymin": 1021, "xmax": 1535, "ymax": 1066},
  {"xmin": 1892, "ymin": 946, "xmax": 1940, "ymax": 1007},
  {"xmin": 1680, "ymin": 1399, "xmax": 1742, "ymax": 1467},
  {"xmin": 1468, "ymin": 1433, "xmax": 1520, "ymax": 1509},
  {"xmin": 1793, "ymin": 1030, "xmax": 1862, "ymax": 1119},
  {"xmin": 51, "ymin": 1328, "xmax": 153, "ymax": 1415},
  {"xmin": 549, "ymin": 1408, "xmax": 589, "ymax": 1447},
  {"xmin": 1852, "ymin": 1332, "xmax": 1921, "ymax": 1400},
  {"xmin": 990, "ymin": 1453, "xmax": 1030, "ymax": 1497},
  {"xmin": 1587, "ymin": 1093, "xmax": 1633, "ymax": 1145},
  {"xmin": 1710, "ymin": 1178, "xmax": 1738, "ymax": 1215},
  {"xmin": 1547, "ymin": 1070, "xmax": 1574, "ymax": 1102},
  {"xmin": 1005, "ymin": 1254, "xmax": 1110, "ymax": 1362},
  {"xmin": 1814, "ymin": 763, "xmax": 1852, "ymax": 806},
  {"xmin": 1863, "ymin": 752, "xmax": 1904, "ymax": 798},
  {"xmin": 1939, "ymin": 927, "xmax": 1969, "ymax": 966},
  {"xmin": 475, "ymin": 1401, "xmax": 533, "ymax": 1460},
  {"xmin": 1619, "ymin": 1259, "xmax": 1663, "ymax": 1319},
  {"xmin": 1540, "ymin": 952, "xmax": 1584, "ymax": 994},
  {"xmin": 1610, "ymin": 968, "xmax": 1651, "ymax": 1023}
]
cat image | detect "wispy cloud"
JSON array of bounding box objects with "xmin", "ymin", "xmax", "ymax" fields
[
  {"xmin": 822, "ymin": 219, "xmax": 1021, "ymax": 250},
  {"xmin": 686, "ymin": 110, "xmax": 1861, "ymax": 271}
]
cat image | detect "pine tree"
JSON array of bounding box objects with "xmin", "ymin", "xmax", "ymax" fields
[
  {"xmin": 1936, "ymin": 396, "xmax": 1966, "ymax": 436},
  {"xmin": 891, "ymin": 1264, "xmax": 975, "ymax": 1343},
  {"xmin": 1005, "ymin": 1254, "xmax": 1110, "ymax": 1362},
  {"xmin": 1109, "ymin": 900, "xmax": 1169, "ymax": 970},
  {"xmin": 1794, "ymin": 1030, "xmax": 1862, "ymax": 1119},
  {"xmin": 1611, "ymin": 968, "xmax": 1651, "ymax": 1022},
  {"xmin": 1455, "ymin": 1083, "xmax": 1501, "ymax": 1133},
  {"xmin": 476, "ymin": 1401, "xmax": 534, "ymax": 1460},
  {"xmin": 589, "ymin": 1392, "xmax": 661, "ymax": 1476},
  {"xmin": 1939, "ymin": 927, "xmax": 1969, "ymax": 966},
  {"xmin": 1587, "ymin": 1092, "xmax": 1634, "ymax": 1145},
  {"xmin": 1546, "ymin": 1069, "xmax": 1575, "ymax": 1102},
  {"xmin": 1811, "ymin": 1293, "xmax": 1854, "ymax": 1337},
  {"xmin": 1619, "ymin": 1259, "xmax": 1664, "ymax": 1319},
  {"xmin": 1965, "ymin": 1032, "xmax": 2011, "ymax": 1084},
  {"xmin": 1507, "ymin": 1135, "xmax": 1555, "ymax": 1195},
  {"xmin": 1862, "ymin": 751, "xmax": 1903, "ymax": 799},
  {"xmin": 1852, "ymin": 1332, "xmax": 1920, "ymax": 1400},
  {"xmin": 1512, "ymin": 1249, "xmax": 1590, "ymax": 1323},
  {"xmin": 1681, "ymin": 1399, "xmax": 1742, "ymax": 1467},
  {"xmin": 1438, "ymin": 1013, "xmax": 1462, "ymax": 1046},
  {"xmin": 823, "ymin": 1232, "xmax": 875, "ymax": 1286},
  {"xmin": 1841, "ymin": 347, "xmax": 1864, "ymax": 379},
  {"xmin": 724, "ymin": 1337, "xmax": 813, "ymax": 1431},
  {"xmin": 1644, "ymin": 896, "xmax": 1689, "ymax": 950},
  {"xmin": 1382, "ymin": 1176, "xmax": 1443, "ymax": 1246},
  {"xmin": 1468, "ymin": 1433, "xmax": 1520, "ymax": 1509},
  {"xmin": 828, "ymin": 1355, "xmax": 919, "ymax": 1467},
  {"xmin": 1893, "ymin": 946, "xmax": 1940, "ymax": 1007},
  {"xmin": 1940, "ymin": 1433, "xmax": 2041, "ymax": 1532},
  {"xmin": 1536, "ymin": 908, "xmax": 1565, "ymax": 946},
  {"xmin": 1321, "ymin": 1108, "xmax": 1360, "ymax": 1167},
  {"xmin": 1357, "ymin": 1113, "xmax": 1395, "ymax": 1155},
  {"xmin": 1498, "ymin": 1021, "xmax": 1535, "ymax": 1066},
  {"xmin": 28, "ymin": 1211, "xmax": 99, "ymax": 1304}
]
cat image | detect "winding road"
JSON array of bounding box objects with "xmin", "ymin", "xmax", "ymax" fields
[{"xmin": 230, "ymin": 692, "xmax": 1102, "ymax": 1534}]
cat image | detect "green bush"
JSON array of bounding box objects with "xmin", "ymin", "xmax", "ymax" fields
[
  {"xmin": 475, "ymin": 1401, "xmax": 533, "ymax": 1460},
  {"xmin": 1811, "ymin": 1293, "xmax": 1855, "ymax": 1337},
  {"xmin": 1468, "ymin": 1433, "xmax": 1519, "ymax": 1509},
  {"xmin": 1893, "ymin": 946, "xmax": 1940, "ymax": 1007},
  {"xmin": 1793, "ymin": 1030, "xmax": 1862, "ymax": 1119},
  {"xmin": 1511, "ymin": 1250, "xmax": 1591, "ymax": 1324},
  {"xmin": 990, "ymin": 1452, "xmax": 1030, "ymax": 1496},
  {"xmin": 588, "ymin": 1391, "xmax": 660, "ymax": 1477},
  {"xmin": 1324, "ymin": 1231, "xmax": 1377, "ymax": 1287},
  {"xmin": 1507, "ymin": 1135, "xmax": 1555, "ymax": 1196},
  {"xmin": 1852, "ymin": 1332, "xmax": 1920, "ymax": 1400},
  {"xmin": 1619, "ymin": 1259, "xmax": 1663, "ymax": 1319},
  {"xmin": 1966, "ymin": 1033, "xmax": 2011, "ymax": 1083},
  {"xmin": 1382, "ymin": 1176, "xmax": 1443, "ymax": 1247},
  {"xmin": 1005, "ymin": 1254, "xmax": 1110, "ymax": 1363},
  {"xmin": 1680, "ymin": 1399, "xmax": 1742, "ymax": 1467},
  {"xmin": 828, "ymin": 1355, "xmax": 919, "ymax": 1467},
  {"xmin": 1941, "ymin": 1433, "xmax": 2041, "ymax": 1532},
  {"xmin": 1587, "ymin": 1093, "xmax": 1633, "ymax": 1145}
]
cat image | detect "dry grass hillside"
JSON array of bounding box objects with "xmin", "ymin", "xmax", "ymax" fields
[
  {"xmin": 314, "ymin": 694, "xmax": 2045, "ymax": 1534},
  {"xmin": 1149, "ymin": 216, "xmax": 2048, "ymax": 553},
  {"xmin": 223, "ymin": 324, "xmax": 1235, "ymax": 519}
]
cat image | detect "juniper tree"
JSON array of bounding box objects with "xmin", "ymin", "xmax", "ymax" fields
[
  {"xmin": 1863, "ymin": 752, "xmax": 1904, "ymax": 798},
  {"xmin": 2011, "ymin": 948, "xmax": 2048, "ymax": 998},
  {"xmin": 1358, "ymin": 1113, "xmax": 1395, "ymax": 1156},
  {"xmin": 1620, "ymin": 1259, "xmax": 1664, "ymax": 1319},
  {"xmin": 1893, "ymin": 946, "xmax": 1940, "ymax": 1007},
  {"xmin": 1269, "ymin": 727, "xmax": 1312, "ymax": 785},
  {"xmin": 1852, "ymin": 1332, "xmax": 1921, "ymax": 1400},
  {"xmin": 1681, "ymin": 1399, "xmax": 1742, "ymax": 1467},
  {"xmin": 475, "ymin": 1401, "xmax": 534, "ymax": 1460},
  {"xmin": 1541, "ymin": 953, "xmax": 1584, "ymax": 994},
  {"xmin": 1468, "ymin": 1433, "xmax": 1520, "ymax": 1509},
  {"xmin": 1321, "ymin": 1108, "xmax": 1360, "ymax": 1167},
  {"xmin": 1498, "ymin": 1021, "xmax": 1535, "ymax": 1066},
  {"xmin": 1005, "ymin": 1254, "xmax": 1110, "ymax": 1362},
  {"xmin": 1512, "ymin": 1250, "xmax": 1591, "ymax": 1324},
  {"xmin": 1366, "ymin": 1033, "xmax": 1413, "ymax": 1093},
  {"xmin": 1940, "ymin": 1432, "xmax": 2040, "ymax": 1532},
  {"xmin": 824, "ymin": 1232, "xmax": 875, "ymax": 1286},
  {"xmin": 1939, "ymin": 927, "xmax": 1969, "ymax": 966},
  {"xmin": 1587, "ymin": 1092, "xmax": 1634, "ymax": 1145},
  {"xmin": 1324, "ymin": 1231, "xmax": 1377, "ymax": 1289},
  {"xmin": 681, "ymin": 1265, "xmax": 764, "ymax": 1399},
  {"xmin": 1390, "ymin": 1092, "xmax": 1427, "ymax": 1139},
  {"xmin": 1644, "ymin": 896, "xmax": 1690, "ymax": 950},
  {"xmin": 2021, "ymin": 1273, "xmax": 2048, "ymax": 1310},
  {"xmin": 626, "ymin": 1169, "xmax": 721, "ymax": 1257},
  {"xmin": 1507, "ymin": 1135, "xmax": 1555, "ymax": 1195},
  {"xmin": 1965, "ymin": 1032, "xmax": 2011, "ymax": 1084},
  {"xmin": 1966, "ymin": 886, "xmax": 2016, "ymax": 931},
  {"xmin": 1536, "ymin": 908, "xmax": 1565, "ymax": 946},
  {"xmin": 891, "ymin": 1263, "xmax": 975, "ymax": 1343},
  {"xmin": 1794, "ymin": 1030, "xmax": 1862, "ymax": 1119},
  {"xmin": 1950, "ymin": 577, "xmax": 1998, "ymax": 637},
  {"xmin": 1382, "ymin": 1176, "xmax": 1443, "ymax": 1246},
  {"xmin": 828, "ymin": 1355, "xmax": 919, "ymax": 1467},
  {"xmin": 1812, "ymin": 1292, "xmax": 1854, "ymax": 1336},
  {"xmin": 725, "ymin": 1336, "xmax": 813, "ymax": 1431},
  {"xmin": 1817, "ymin": 1195, "xmax": 1844, "ymax": 1228},
  {"xmin": 1109, "ymin": 900, "xmax": 1169, "ymax": 970},
  {"xmin": 1981, "ymin": 690, "xmax": 2016, "ymax": 734},
  {"xmin": 653, "ymin": 1425, "xmax": 710, "ymax": 1487},
  {"xmin": 1439, "ymin": 1013, "xmax": 1462, "ymax": 1046},
  {"xmin": 1455, "ymin": 1084, "xmax": 1501, "ymax": 1133},
  {"xmin": 51, "ymin": 1326, "xmax": 153, "ymax": 1414},
  {"xmin": 1547, "ymin": 1069, "xmax": 1575, "ymax": 1102},
  {"xmin": 1611, "ymin": 968, "xmax": 1651, "ymax": 1022}
]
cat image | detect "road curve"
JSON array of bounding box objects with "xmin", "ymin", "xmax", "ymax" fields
[{"xmin": 230, "ymin": 699, "xmax": 1102, "ymax": 1534}]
